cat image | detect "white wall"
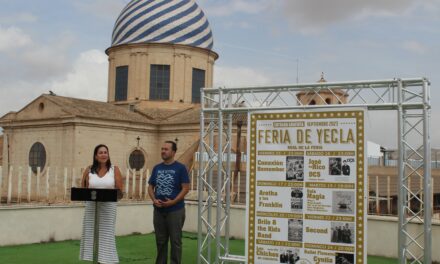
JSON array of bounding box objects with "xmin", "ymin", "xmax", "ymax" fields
[{"xmin": 0, "ymin": 203, "xmax": 154, "ymax": 246}]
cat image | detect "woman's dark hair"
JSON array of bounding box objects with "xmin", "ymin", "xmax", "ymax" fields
[{"xmin": 90, "ymin": 144, "xmax": 112, "ymax": 174}]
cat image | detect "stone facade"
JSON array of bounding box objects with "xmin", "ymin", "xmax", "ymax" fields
[
  {"xmin": 296, "ymin": 89, "xmax": 349, "ymax": 105},
  {"xmin": 296, "ymin": 74, "xmax": 349, "ymax": 105},
  {"xmin": 0, "ymin": 135, "xmax": 3, "ymax": 164},
  {"xmin": 107, "ymin": 43, "xmax": 217, "ymax": 104},
  {"xmin": 0, "ymin": 95, "xmax": 200, "ymax": 170},
  {"xmin": 0, "ymin": 95, "xmax": 202, "ymax": 201}
]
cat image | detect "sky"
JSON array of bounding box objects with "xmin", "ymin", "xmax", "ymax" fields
[{"xmin": 0, "ymin": 0, "xmax": 439, "ymax": 149}]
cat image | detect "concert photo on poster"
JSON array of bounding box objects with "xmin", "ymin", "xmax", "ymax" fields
[
  {"xmin": 286, "ymin": 156, "xmax": 304, "ymax": 181},
  {"xmin": 279, "ymin": 248, "xmax": 300, "ymax": 264},
  {"xmin": 332, "ymin": 191, "xmax": 354, "ymax": 215},
  {"xmin": 287, "ymin": 219, "xmax": 303, "ymax": 242},
  {"xmin": 335, "ymin": 253, "xmax": 354, "ymax": 264},
  {"xmin": 342, "ymin": 160, "xmax": 351, "ymax": 176},
  {"xmin": 329, "ymin": 157, "xmax": 342, "ymax": 175},
  {"xmin": 290, "ymin": 188, "xmax": 303, "ymax": 211},
  {"xmin": 331, "ymin": 222, "xmax": 355, "ymax": 244}
]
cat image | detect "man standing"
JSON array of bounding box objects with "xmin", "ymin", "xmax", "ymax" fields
[{"xmin": 148, "ymin": 141, "xmax": 190, "ymax": 264}]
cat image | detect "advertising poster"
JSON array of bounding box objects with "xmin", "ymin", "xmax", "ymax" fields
[{"xmin": 246, "ymin": 110, "xmax": 366, "ymax": 264}]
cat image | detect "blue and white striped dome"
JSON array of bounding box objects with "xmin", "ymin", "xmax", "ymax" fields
[{"xmin": 111, "ymin": 0, "xmax": 214, "ymax": 50}]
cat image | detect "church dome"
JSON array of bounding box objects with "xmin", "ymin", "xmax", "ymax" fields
[{"xmin": 111, "ymin": 0, "xmax": 214, "ymax": 50}]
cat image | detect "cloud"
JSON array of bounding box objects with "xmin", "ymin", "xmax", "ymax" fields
[
  {"xmin": 19, "ymin": 46, "xmax": 70, "ymax": 81},
  {"xmin": 0, "ymin": 26, "xmax": 32, "ymax": 51},
  {"xmin": 0, "ymin": 27, "xmax": 76, "ymax": 82},
  {"xmin": 278, "ymin": 0, "xmax": 416, "ymax": 32},
  {"xmin": 402, "ymin": 40, "xmax": 427, "ymax": 54},
  {"xmin": 418, "ymin": 0, "xmax": 440, "ymax": 13},
  {"xmin": 0, "ymin": 80, "xmax": 48, "ymax": 117},
  {"xmin": 367, "ymin": 108, "xmax": 440, "ymax": 148},
  {"xmin": 0, "ymin": 26, "xmax": 97, "ymax": 117},
  {"xmin": 0, "ymin": 12, "xmax": 38, "ymax": 24},
  {"xmin": 200, "ymin": 0, "xmax": 430, "ymax": 34},
  {"xmin": 213, "ymin": 65, "xmax": 272, "ymax": 87},
  {"xmin": 199, "ymin": 0, "xmax": 270, "ymax": 17},
  {"xmin": 49, "ymin": 49, "xmax": 108, "ymax": 101},
  {"xmin": 0, "ymin": 49, "xmax": 108, "ymax": 118},
  {"xmin": 223, "ymin": 21, "xmax": 251, "ymax": 29}
]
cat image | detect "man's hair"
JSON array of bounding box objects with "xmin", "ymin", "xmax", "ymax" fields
[{"xmin": 165, "ymin": 140, "xmax": 177, "ymax": 152}]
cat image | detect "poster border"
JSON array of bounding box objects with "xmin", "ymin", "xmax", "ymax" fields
[{"xmin": 245, "ymin": 109, "xmax": 367, "ymax": 264}]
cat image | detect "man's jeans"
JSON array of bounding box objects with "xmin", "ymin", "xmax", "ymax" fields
[{"xmin": 153, "ymin": 207, "xmax": 186, "ymax": 264}]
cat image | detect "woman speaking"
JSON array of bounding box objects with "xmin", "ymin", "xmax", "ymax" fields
[{"xmin": 79, "ymin": 144, "xmax": 123, "ymax": 263}]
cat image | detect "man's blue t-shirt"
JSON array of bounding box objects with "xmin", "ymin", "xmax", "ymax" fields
[{"xmin": 148, "ymin": 161, "xmax": 190, "ymax": 212}]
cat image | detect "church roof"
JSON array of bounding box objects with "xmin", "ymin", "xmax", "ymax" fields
[
  {"xmin": 111, "ymin": 0, "xmax": 214, "ymax": 50},
  {"xmin": 42, "ymin": 95, "xmax": 157, "ymax": 124},
  {"xmin": 0, "ymin": 94, "xmax": 157, "ymax": 125},
  {"xmin": 158, "ymin": 106, "xmax": 200, "ymax": 124},
  {"xmin": 155, "ymin": 106, "xmax": 248, "ymax": 125},
  {"xmin": 0, "ymin": 94, "xmax": 207, "ymax": 126},
  {"xmin": 0, "ymin": 94, "xmax": 248, "ymax": 128},
  {"xmin": 126, "ymin": 99, "xmax": 202, "ymax": 125},
  {"xmin": 134, "ymin": 107, "xmax": 191, "ymax": 121}
]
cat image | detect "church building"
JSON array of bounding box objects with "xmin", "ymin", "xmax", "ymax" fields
[{"xmin": 0, "ymin": 0, "xmax": 218, "ymax": 183}]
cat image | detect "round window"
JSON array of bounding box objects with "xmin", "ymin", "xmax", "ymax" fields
[
  {"xmin": 129, "ymin": 150, "xmax": 145, "ymax": 170},
  {"xmin": 29, "ymin": 142, "xmax": 46, "ymax": 173}
]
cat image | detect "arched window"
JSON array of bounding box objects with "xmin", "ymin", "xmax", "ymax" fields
[
  {"xmin": 29, "ymin": 142, "xmax": 46, "ymax": 173},
  {"xmin": 325, "ymin": 98, "xmax": 331, "ymax": 104},
  {"xmin": 309, "ymin": 100, "xmax": 316, "ymax": 105},
  {"xmin": 129, "ymin": 150, "xmax": 145, "ymax": 170}
]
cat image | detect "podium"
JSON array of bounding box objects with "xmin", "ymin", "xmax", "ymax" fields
[{"xmin": 71, "ymin": 188, "xmax": 117, "ymax": 264}]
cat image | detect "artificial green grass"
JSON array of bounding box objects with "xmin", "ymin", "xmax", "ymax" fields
[{"xmin": 0, "ymin": 232, "xmax": 396, "ymax": 263}]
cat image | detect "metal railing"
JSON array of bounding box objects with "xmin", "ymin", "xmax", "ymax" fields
[
  {"xmin": 368, "ymin": 157, "xmax": 440, "ymax": 168},
  {"xmin": 1, "ymin": 165, "xmax": 439, "ymax": 225},
  {"xmin": 195, "ymin": 151, "xmax": 247, "ymax": 163}
]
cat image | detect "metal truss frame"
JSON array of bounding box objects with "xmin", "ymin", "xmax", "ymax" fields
[{"xmin": 197, "ymin": 78, "xmax": 431, "ymax": 264}]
